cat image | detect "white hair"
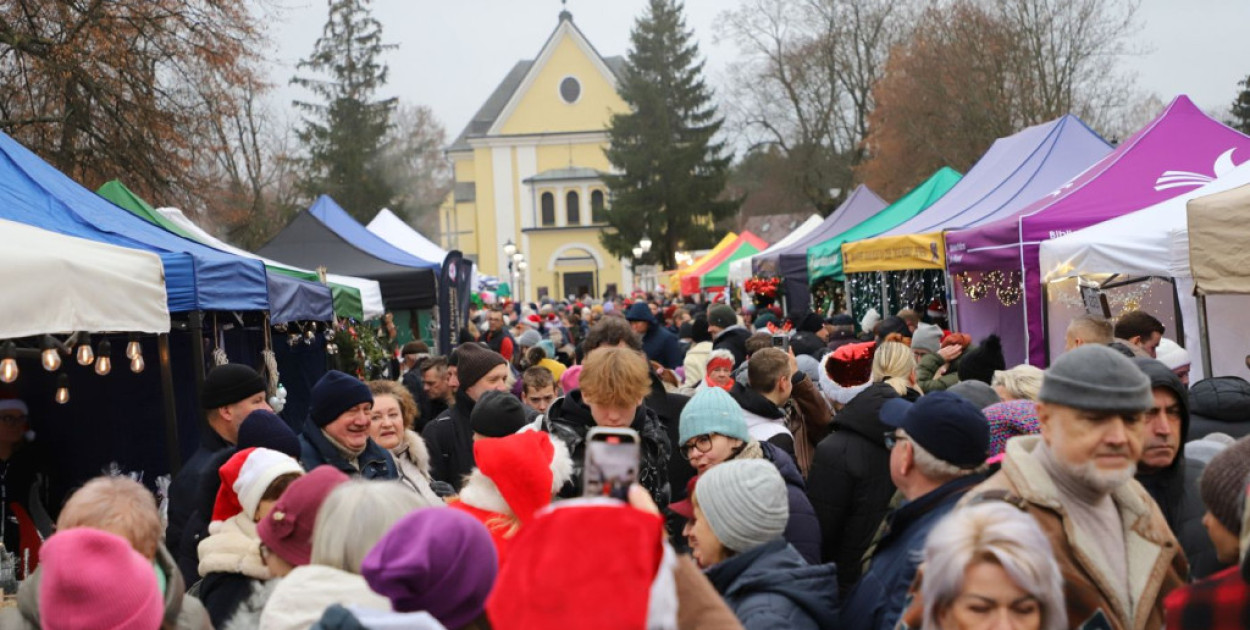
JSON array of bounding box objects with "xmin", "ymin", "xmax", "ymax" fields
[
  {"xmin": 992, "ymin": 365, "xmax": 1044, "ymax": 401},
  {"xmin": 311, "ymin": 480, "xmax": 430, "ymax": 573},
  {"xmin": 921, "ymin": 502, "xmax": 1066, "ymax": 630}
]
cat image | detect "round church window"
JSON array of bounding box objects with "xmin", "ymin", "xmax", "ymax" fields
[{"xmin": 559, "ymin": 76, "xmax": 581, "ymax": 104}]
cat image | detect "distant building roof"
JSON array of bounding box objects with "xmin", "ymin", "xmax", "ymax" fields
[
  {"xmin": 522, "ymin": 167, "xmax": 605, "ymax": 184},
  {"xmin": 739, "ymin": 212, "xmax": 809, "ymax": 242}
]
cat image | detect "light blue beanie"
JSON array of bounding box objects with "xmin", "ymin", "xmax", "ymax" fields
[{"xmin": 679, "ymin": 387, "xmax": 749, "ymax": 445}]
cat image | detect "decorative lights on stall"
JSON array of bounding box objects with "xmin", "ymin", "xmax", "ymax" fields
[
  {"xmin": 94, "ymin": 339, "xmax": 112, "ymax": 376},
  {"xmin": 54, "ymin": 374, "xmax": 70, "ymax": 405},
  {"xmin": 76, "ymin": 339, "xmax": 95, "ymax": 366},
  {"xmin": 958, "ymin": 270, "xmax": 1022, "ymax": 306},
  {"xmin": 0, "ymin": 332, "xmax": 152, "ymax": 402},
  {"xmin": 40, "ymin": 336, "xmax": 61, "ymax": 372},
  {"xmin": 1, "ymin": 342, "xmax": 17, "ymax": 384}
]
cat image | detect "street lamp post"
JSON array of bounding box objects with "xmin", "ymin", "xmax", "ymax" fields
[
  {"xmin": 637, "ymin": 236, "xmax": 653, "ymax": 293},
  {"xmin": 503, "ymin": 239, "xmax": 525, "ymax": 303}
]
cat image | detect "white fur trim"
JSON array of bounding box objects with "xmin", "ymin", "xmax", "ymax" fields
[
  {"xmin": 818, "ymin": 352, "xmax": 872, "ymax": 405},
  {"xmin": 197, "ymin": 513, "xmax": 271, "ymax": 580},
  {"xmin": 400, "ymin": 430, "xmax": 432, "ymax": 476},
  {"xmin": 549, "ymin": 433, "xmax": 573, "ymax": 492},
  {"xmin": 646, "ymin": 543, "xmax": 679, "ymax": 630},
  {"xmin": 458, "ymin": 472, "xmax": 512, "ymax": 516},
  {"xmin": 234, "ymin": 448, "xmax": 303, "ymax": 520}
]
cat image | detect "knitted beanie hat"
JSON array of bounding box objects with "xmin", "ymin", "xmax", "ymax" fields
[
  {"xmin": 983, "ymin": 400, "xmax": 1041, "ymax": 457},
  {"xmin": 708, "ymin": 304, "xmax": 737, "ymax": 329},
  {"xmin": 238, "ymin": 409, "xmax": 301, "ymax": 459},
  {"xmin": 911, "ymin": 323, "xmax": 943, "ymax": 355},
  {"xmin": 309, "ymin": 370, "xmax": 373, "ymax": 428},
  {"xmin": 40, "ymin": 528, "xmax": 164, "ymax": 630},
  {"xmin": 234, "ymin": 448, "xmax": 304, "ymax": 521},
  {"xmin": 517, "ymin": 329, "xmax": 542, "ymax": 348},
  {"xmin": 456, "ymin": 343, "xmax": 508, "ymax": 392},
  {"xmin": 957, "ymin": 335, "xmax": 1006, "ymax": 384},
  {"xmin": 679, "ymin": 387, "xmax": 749, "ymax": 445},
  {"xmin": 948, "ymin": 380, "xmax": 1002, "ymax": 410},
  {"xmin": 362, "ymin": 508, "xmax": 498, "ymax": 626},
  {"xmin": 1039, "ymin": 344, "xmax": 1153, "ymax": 412},
  {"xmin": 1199, "ymin": 435, "xmax": 1250, "ymax": 534},
  {"xmin": 257, "ymin": 465, "xmax": 350, "ymax": 566},
  {"xmin": 470, "ymin": 390, "xmax": 530, "ymax": 438},
  {"xmin": 695, "ymin": 459, "xmax": 788, "ymax": 553},
  {"xmin": 1155, "ymin": 337, "xmax": 1191, "ymax": 370},
  {"xmin": 201, "ymin": 363, "xmax": 266, "ymax": 410}
]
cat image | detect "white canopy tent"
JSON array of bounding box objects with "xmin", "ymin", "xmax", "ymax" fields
[
  {"xmin": 727, "ymin": 215, "xmax": 823, "ymax": 287},
  {"xmin": 156, "ymin": 207, "xmax": 386, "ymax": 320},
  {"xmin": 0, "ymin": 218, "xmax": 168, "ymax": 337},
  {"xmin": 367, "ymin": 208, "xmax": 480, "ymax": 292},
  {"xmin": 1040, "ymin": 161, "xmax": 1250, "ymax": 380}
]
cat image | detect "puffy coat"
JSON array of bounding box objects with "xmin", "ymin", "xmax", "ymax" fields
[
  {"xmin": 713, "ymin": 326, "xmax": 752, "ymax": 368},
  {"xmin": 914, "ymin": 351, "xmax": 961, "ymax": 392},
  {"xmin": 390, "ymin": 429, "xmax": 443, "ymax": 504},
  {"xmin": 683, "ymin": 341, "xmax": 714, "ymax": 388},
  {"xmin": 806, "ymin": 382, "xmax": 918, "ymax": 591},
  {"xmin": 299, "ymin": 418, "xmax": 397, "ymax": 480},
  {"xmin": 1188, "ymin": 376, "xmax": 1250, "ymax": 440},
  {"xmin": 706, "ymin": 539, "xmax": 839, "ymax": 630},
  {"xmin": 839, "ymin": 473, "xmax": 984, "ymax": 630},
  {"xmin": 739, "ymin": 441, "xmax": 822, "ymax": 565},
  {"xmin": 421, "ymin": 391, "xmax": 478, "ymax": 489},
  {"xmin": 1133, "ymin": 358, "xmax": 1224, "ymax": 579},
  {"xmin": 546, "ymin": 389, "xmax": 672, "ymax": 508},
  {"xmin": 194, "ymin": 512, "xmax": 272, "ymax": 627},
  {"xmin": 259, "ymin": 565, "xmax": 393, "ymax": 630}
]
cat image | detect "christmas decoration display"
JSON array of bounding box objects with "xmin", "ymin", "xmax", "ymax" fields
[
  {"xmin": 957, "ymin": 270, "xmax": 1023, "ymax": 306},
  {"xmin": 743, "ymin": 276, "xmax": 783, "ymax": 308}
]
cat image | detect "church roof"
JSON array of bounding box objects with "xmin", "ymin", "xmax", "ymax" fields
[
  {"xmin": 522, "ymin": 167, "xmax": 604, "ymax": 184},
  {"xmin": 448, "ymin": 14, "xmax": 626, "ymax": 153}
]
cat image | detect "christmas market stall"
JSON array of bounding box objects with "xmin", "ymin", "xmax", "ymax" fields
[{"xmin": 727, "ymin": 214, "xmax": 820, "ymax": 289}]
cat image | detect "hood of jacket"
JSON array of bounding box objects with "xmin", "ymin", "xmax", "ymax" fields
[
  {"xmin": 1132, "ymin": 357, "xmax": 1189, "ymax": 467},
  {"xmin": 730, "ymin": 384, "xmax": 785, "ymax": 420},
  {"xmin": 707, "ymin": 539, "xmax": 838, "ymax": 629},
  {"xmin": 1189, "ymin": 376, "xmax": 1250, "ymax": 423},
  {"xmin": 625, "ymin": 301, "xmax": 657, "ymax": 325},
  {"xmin": 833, "ymin": 382, "xmax": 911, "ymax": 444}
]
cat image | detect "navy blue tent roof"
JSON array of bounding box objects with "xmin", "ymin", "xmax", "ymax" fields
[
  {"xmin": 0, "ymin": 131, "xmax": 269, "ymax": 313},
  {"xmin": 309, "ymin": 196, "xmax": 440, "ymax": 270}
]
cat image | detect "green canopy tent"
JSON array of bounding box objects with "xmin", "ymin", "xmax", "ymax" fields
[
  {"xmin": 700, "ymin": 239, "xmax": 766, "ymax": 289},
  {"xmin": 806, "ymin": 167, "xmax": 963, "ymax": 283},
  {"xmin": 97, "ymin": 181, "xmax": 369, "ymax": 320}
]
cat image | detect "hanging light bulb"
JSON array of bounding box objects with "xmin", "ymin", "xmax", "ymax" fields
[
  {"xmin": 0, "ymin": 341, "xmax": 17, "ymax": 384},
  {"xmin": 40, "ymin": 336, "xmax": 61, "ymax": 372},
  {"xmin": 288, "ymin": 333, "xmax": 299, "ymax": 348},
  {"xmin": 75, "ymin": 339, "xmax": 95, "ymax": 366},
  {"xmin": 55, "ymin": 373, "xmax": 69, "ymax": 405},
  {"xmin": 126, "ymin": 334, "xmax": 141, "ymax": 360},
  {"xmin": 94, "ymin": 339, "xmax": 112, "ymax": 376},
  {"xmin": 130, "ymin": 353, "xmax": 145, "ymax": 374}
]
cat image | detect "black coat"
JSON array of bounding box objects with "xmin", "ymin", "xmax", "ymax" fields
[
  {"xmin": 166, "ymin": 430, "xmax": 231, "ymax": 585},
  {"xmin": 642, "ymin": 323, "xmax": 686, "ymax": 369},
  {"xmin": 713, "ymin": 326, "xmax": 752, "ymax": 368},
  {"xmin": 546, "ymin": 389, "xmax": 671, "ymax": 508},
  {"xmin": 1188, "ymin": 376, "xmax": 1250, "ymax": 440},
  {"xmin": 757, "ymin": 442, "xmax": 822, "ymax": 566},
  {"xmin": 421, "ymin": 391, "xmax": 477, "ymax": 489},
  {"xmin": 806, "ymin": 382, "xmax": 918, "ymax": 591},
  {"xmin": 298, "ymin": 419, "xmax": 397, "ymax": 480}
]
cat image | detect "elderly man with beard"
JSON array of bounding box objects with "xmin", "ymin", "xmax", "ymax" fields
[{"xmin": 899, "ymin": 345, "xmax": 1187, "ymax": 630}]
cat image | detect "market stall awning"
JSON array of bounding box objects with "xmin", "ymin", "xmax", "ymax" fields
[
  {"xmin": 0, "ymin": 131, "xmax": 269, "ymax": 313},
  {"xmin": 1189, "ymin": 182, "xmax": 1250, "ymax": 295},
  {"xmin": 667, "ymin": 232, "xmax": 738, "ymax": 293},
  {"xmin": 700, "ymin": 234, "xmax": 771, "ymax": 290},
  {"xmin": 0, "ymin": 218, "xmax": 169, "ymax": 337},
  {"xmin": 97, "ymin": 181, "xmax": 338, "ymax": 324},
  {"xmin": 258, "ymin": 196, "xmax": 438, "ymax": 310},
  {"xmin": 807, "ymin": 168, "xmax": 963, "ymax": 282},
  {"xmin": 842, "ymin": 115, "xmax": 1110, "ymax": 274},
  {"xmin": 367, "ymin": 208, "xmax": 450, "ymax": 264},
  {"xmin": 680, "ymin": 232, "xmax": 768, "ymax": 295},
  {"xmin": 728, "ymin": 215, "xmax": 821, "ymax": 286}
]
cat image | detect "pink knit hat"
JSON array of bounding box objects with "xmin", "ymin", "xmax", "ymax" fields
[
  {"xmin": 40, "ymin": 528, "xmax": 163, "ymax": 630},
  {"xmin": 257, "ymin": 465, "xmax": 350, "ymax": 566}
]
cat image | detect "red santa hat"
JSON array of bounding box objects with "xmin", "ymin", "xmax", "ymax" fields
[
  {"xmin": 927, "ymin": 297, "xmax": 947, "ymax": 319},
  {"xmin": 487, "ymin": 500, "xmax": 676, "ymax": 629},
  {"xmin": 212, "ymin": 447, "xmax": 255, "ymax": 524},
  {"xmin": 470, "ymin": 431, "xmax": 571, "ymax": 525},
  {"xmin": 212, "ymin": 447, "xmax": 303, "ymax": 526}
]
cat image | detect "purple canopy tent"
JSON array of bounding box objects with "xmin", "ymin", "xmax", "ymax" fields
[
  {"xmin": 752, "ymin": 185, "xmax": 887, "ymax": 312},
  {"xmin": 945, "ymin": 96, "xmax": 1250, "ymax": 366}
]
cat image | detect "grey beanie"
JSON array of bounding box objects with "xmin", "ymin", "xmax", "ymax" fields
[
  {"xmin": 1039, "ymin": 345, "xmax": 1152, "ymax": 411},
  {"xmin": 948, "ymin": 380, "xmax": 1002, "ymax": 410},
  {"xmin": 517, "ymin": 329, "xmax": 542, "ymax": 348},
  {"xmin": 912, "ymin": 323, "xmax": 943, "ymax": 355},
  {"xmin": 695, "ymin": 460, "xmax": 788, "ymax": 553},
  {"xmin": 1199, "ymin": 435, "xmax": 1250, "ymax": 535}
]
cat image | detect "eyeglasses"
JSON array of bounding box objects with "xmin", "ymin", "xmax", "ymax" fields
[
  {"xmin": 680, "ymin": 434, "xmax": 715, "ymax": 460},
  {"xmin": 883, "ymin": 432, "xmax": 908, "ymax": 450}
]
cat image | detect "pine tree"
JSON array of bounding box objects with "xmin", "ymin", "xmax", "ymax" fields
[
  {"xmin": 1232, "ymin": 74, "xmax": 1250, "ymax": 135},
  {"xmin": 292, "ymin": 0, "xmax": 398, "ymax": 222},
  {"xmin": 602, "ymin": 0, "xmax": 739, "ymax": 269}
]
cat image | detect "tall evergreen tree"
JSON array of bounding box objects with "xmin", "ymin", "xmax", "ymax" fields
[
  {"xmin": 1232, "ymin": 74, "xmax": 1250, "ymax": 135},
  {"xmin": 602, "ymin": 0, "xmax": 738, "ymax": 269},
  {"xmin": 292, "ymin": 0, "xmax": 398, "ymax": 222}
]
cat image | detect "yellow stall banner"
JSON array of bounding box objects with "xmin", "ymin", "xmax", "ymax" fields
[{"xmin": 841, "ymin": 232, "xmax": 947, "ymax": 274}]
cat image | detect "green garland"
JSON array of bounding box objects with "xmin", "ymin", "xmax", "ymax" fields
[{"xmin": 332, "ymin": 319, "xmax": 393, "ymax": 380}]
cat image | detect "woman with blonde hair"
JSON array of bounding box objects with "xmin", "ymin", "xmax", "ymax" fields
[
  {"xmin": 366, "ymin": 380, "xmax": 443, "ymax": 503},
  {"xmin": 991, "ymin": 365, "xmax": 1044, "ymax": 401},
  {"xmin": 912, "ymin": 501, "xmax": 1065, "ymax": 630},
  {"xmin": 806, "ymin": 340, "xmax": 922, "ymax": 591}
]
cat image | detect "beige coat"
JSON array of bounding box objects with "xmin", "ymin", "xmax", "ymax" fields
[{"xmin": 392, "ymin": 429, "xmax": 444, "ymax": 505}]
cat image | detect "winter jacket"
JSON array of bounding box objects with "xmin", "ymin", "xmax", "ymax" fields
[
  {"xmin": 1188, "ymin": 376, "xmax": 1250, "ymax": 440},
  {"xmin": 705, "ymin": 539, "xmax": 839, "ymax": 630},
  {"xmin": 391, "ymin": 429, "xmax": 443, "ymax": 504},
  {"xmin": 683, "ymin": 341, "xmax": 714, "ymax": 388},
  {"xmin": 299, "ymin": 418, "xmax": 398, "ymax": 480},
  {"xmin": 914, "ymin": 351, "xmax": 961, "ymax": 392},
  {"xmin": 788, "ymin": 373, "xmax": 833, "ymax": 477},
  {"xmin": 483, "ymin": 328, "xmax": 515, "ymax": 361},
  {"xmin": 422, "ymin": 391, "xmax": 478, "ymax": 489},
  {"xmin": 1133, "ymin": 358, "xmax": 1223, "ymax": 579},
  {"xmin": 641, "ymin": 323, "xmax": 686, "ymax": 369},
  {"xmin": 839, "ymin": 473, "xmax": 984, "ymax": 630},
  {"xmin": 220, "ymin": 579, "xmax": 279, "ymax": 630},
  {"xmin": 900, "ymin": 435, "xmax": 1188, "ymax": 630},
  {"xmin": 713, "ymin": 326, "xmax": 752, "ymax": 368},
  {"xmin": 546, "ymin": 389, "xmax": 672, "ymax": 508},
  {"xmin": 806, "ymin": 382, "xmax": 919, "ymax": 591},
  {"xmin": 167, "ymin": 429, "xmax": 232, "ymax": 584},
  {"xmin": 0, "ymin": 543, "xmax": 212, "ymax": 630},
  {"xmin": 731, "ymin": 384, "xmax": 796, "ymax": 458},
  {"xmin": 733, "ymin": 440, "xmax": 822, "ymax": 565},
  {"xmin": 674, "ymin": 555, "xmax": 746, "ymax": 630},
  {"xmin": 826, "ymin": 331, "xmax": 857, "ymax": 354},
  {"xmin": 194, "ymin": 511, "xmax": 271, "ymax": 626},
  {"xmin": 1164, "ymin": 566, "xmax": 1250, "ymax": 630},
  {"xmin": 312, "ymin": 604, "xmax": 446, "ymax": 630},
  {"xmin": 259, "ymin": 564, "xmax": 393, "ymax": 630}
]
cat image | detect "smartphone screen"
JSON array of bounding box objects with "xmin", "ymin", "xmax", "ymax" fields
[
  {"xmin": 772, "ymin": 334, "xmax": 790, "ymax": 351},
  {"xmin": 583, "ymin": 427, "xmax": 641, "ymax": 500}
]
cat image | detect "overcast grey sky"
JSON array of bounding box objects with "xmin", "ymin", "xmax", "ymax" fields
[{"xmin": 265, "ymin": 0, "xmax": 1250, "ymax": 145}]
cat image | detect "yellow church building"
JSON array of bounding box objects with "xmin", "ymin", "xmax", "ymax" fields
[{"xmin": 440, "ymin": 10, "xmax": 632, "ymax": 303}]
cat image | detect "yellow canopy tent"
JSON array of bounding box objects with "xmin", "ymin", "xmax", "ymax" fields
[{"xmin": 666, "ymin": 232, "xmax": 737, "ymax": 293}]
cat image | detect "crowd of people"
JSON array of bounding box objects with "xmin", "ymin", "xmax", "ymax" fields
[{"xmin": 3, "ymin": 296, "xmax": 1250, "ymax": 629}]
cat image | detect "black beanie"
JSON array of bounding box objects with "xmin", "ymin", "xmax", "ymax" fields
[
  {"xmin": 309, "ymin": 370, "xmax": 373, "ymax": 428},
  {"xmin": 456, "ymin": 343, "xmax": 508, "ymax": 392},
  {"xmin": 202, "ymin": 364, "xmax": 266, "ymax": 410},
  {"xmin": 470, "ymin": 390, "xmax": 530, "ymax": 437},
  {"xmin": 238, "ymin": 410, "xmax": 302, "ymax": 459},
  {"xmin": 798, "ymin": 312, "xmax": 825, "ymax": 334},
  {"xmin": 691, "ymin": 317, "xmax": 712, "ymax": 343},
  {"xmin": 958, "ymin": 335, "xmax": 1006, "ymax": 385}
]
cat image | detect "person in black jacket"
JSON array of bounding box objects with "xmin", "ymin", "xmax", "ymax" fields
[
  {"xmin": 625, "ymin": 302, "xmax": 685, "ymax": 369},
  {"xmin": 298, "ymin": 370, "xmax": 397, "ymax": 480},
  {"xmin": 1132, "ymin": 357, "xmax": 1224, "ymax": 578},
  {"xmin": 547, "ymin": 346, "xmax": 671, "ymax": 507},
  {"xmin": 167, "ymin": 363, "xmax": 271, "ymax": 585},
  {"xmin": 421, "ymin": 343, "xmax": 511, "ymax": 488},
  {"xmin": 708, "ymin": 304, "xmax": 751, "ymax": 368},
  {"xmin": 1188, "ymin": 376, "xmax": 1250, "ymax": 440},
  {"xmin": 806, "ymin": 340, "xmax": 920, "ymax": 592}
]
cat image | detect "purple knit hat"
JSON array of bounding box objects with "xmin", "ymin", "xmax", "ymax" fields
[
  {"xmin": 984, "ymin": 399, "xmax": 1040, "ymax": 457},
  {"xmin": 362, "ymin": 507, "xmax": 498, "ymax": 627}
]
